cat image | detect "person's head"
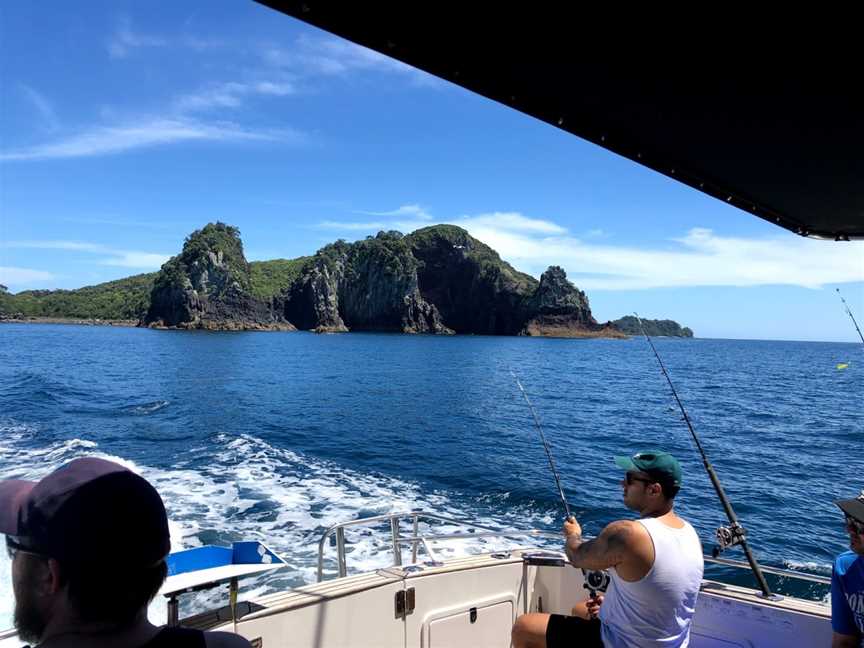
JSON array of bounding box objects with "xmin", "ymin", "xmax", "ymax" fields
[
  {"xmin": 614, "ymin": 450, "xmax": 682, "ymax": 514},
  {"xmin": 836, "ymin": 490, "xmax": 864, "ymax": 556},
  {"xmin": 0, "ymin": 457, "xmax": 170, "ymax": 642}
]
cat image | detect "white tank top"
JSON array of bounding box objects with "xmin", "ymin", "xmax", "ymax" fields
[{"xmin": 598, "ymin": 517, "xmax": 704, "ymax": 648}]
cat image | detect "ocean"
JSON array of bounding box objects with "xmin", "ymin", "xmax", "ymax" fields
[{"xmin": 0, "ymin": 324, "xmax": 860, "ymax": 626}]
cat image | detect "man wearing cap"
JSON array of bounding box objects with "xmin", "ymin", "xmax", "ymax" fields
[
  {"xmin": 1, "ymin": 457, "xmax": 251, "ymax": 647},
  {"xmin": 512, "ymin": 450, "xmax": 704, "ymax": 648},
  {"xmin": 832, "ymin": 490, "xmax": 864, "ymax": 648}
]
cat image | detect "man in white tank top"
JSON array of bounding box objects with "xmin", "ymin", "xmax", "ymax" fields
[{"xmin": 512, "ymin": 450, "xmax": 704, "ymax": 648}]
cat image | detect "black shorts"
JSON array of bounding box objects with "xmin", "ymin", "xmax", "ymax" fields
[{"xmin": 546, "ymin": 614, "xmax": 604, "ymax": 648}]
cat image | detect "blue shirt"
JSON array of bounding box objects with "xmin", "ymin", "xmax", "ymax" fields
[{"xmin": 832, "ymin": 551, "xmax": 864, "ymax": 638}]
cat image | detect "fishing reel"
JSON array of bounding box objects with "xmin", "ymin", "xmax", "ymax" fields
[
  {"xmin": 712, "ymin": 522, "xmax": 747, "ymax": 558},
  {"xmin": 581, "ymin": 568, "xmax": 610, "ymax": 594}
]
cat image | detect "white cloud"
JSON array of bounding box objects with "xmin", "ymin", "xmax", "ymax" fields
[
  {"xmin": 174, "ymin": 80, "xmax": 295, "ymax": 113},
  {"xmin": 0, "ymin": 267, "xmax": 56, "ymax": 287},
  {"xmin": 314, "ymin": 210, "xmax": 864, "ymax": 290},
  {"xmin": 466, "ymin": 225, "xmax": 864, "ymax": 290},
  {"xmin": 100, "ymin": 252, "xmax": 170, "ymax": 268},
  {"xmin": 107, "ymin": 16, "xmax": 167, "ymax": 59},
  {"xmin": 19, "ymin": 84, "xmax": 60, "ymax": 132},
  {"xmin": 261, "ymin": 36, "xmax": 441, "ymax": 87},
  {"xmin": 456, "ymin": 212, "xmax": 567, "ymax": 235},
  {"xmin": 359, "ymin": 204, "xmax": 433, "ymax": 221},
  {"xmin": 4, "ymin": 241, "xmax": 169, "ymax": 270},
  {"xmin": 0, "ymin": 118, "xmax": 292, "ymax": 162},
  {"xmin": 319, "ymin": 221, "xmax": 387, "ymax": 231}
]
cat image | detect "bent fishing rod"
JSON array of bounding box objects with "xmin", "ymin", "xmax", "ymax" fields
[
  {"xmin": 633, "ymin": 314, "xmax": 776, "ymax": 599},
  {"xmin": 510, "ymin": 370, "xmax": 572, "ymax": 520},
  {"xmin": 837, "ymin": 288, "xmax": 864, "ymax": 345}
]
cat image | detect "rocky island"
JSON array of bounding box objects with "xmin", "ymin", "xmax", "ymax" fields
[{"xmin": 1, "ymin": 223, "xmax": 693, "ymax": 339}]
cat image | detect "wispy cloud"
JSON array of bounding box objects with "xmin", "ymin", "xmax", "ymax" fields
[
  {"xmin": 101, "ymin": 252, "xmax": 170, "ymax": 268},
  {"xmin": 4, "ymin": 241, "xmax": 170, "ymax": 270},
  {"xmin": 319, "ymin": 221, "xmax": 387, "ymax": 231},
  {"xmin": 319, "ymin": 209, "xmax": 565, "ymax": 238},
  {"xmin": 0, "ymin": 267, "xmax": 56, "ymax": 287},
  {"xmin": 107, "ymin": 16, "xmax": 167, "ymax": 59},
  {"xmin": 261, "ymin": 36, "xmax": 441, "ymax": 87},
  {"xmin": 60, "ymin": 217, "xmax": 185, "ymax": 230},
  {"xmin": 357, "ymin": 204, "xmax": 433, "ymax": 221},
  {"xmin": 174, "ymin": 80, "xmax": 295, "ymax": 113},
  {"xmin": 0, "ymin": 118, "xmax": 294, "ymax": 162},
  {"xmin": 18, "ymin": 84, "xmax": 60, "ymax": 132},
  {"xmin": 457, "ymin": 212, "xmax": 567, "ymax": 235}
]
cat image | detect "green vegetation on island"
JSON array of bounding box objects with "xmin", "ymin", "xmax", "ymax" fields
[{"xmin": 611, "ymin": 315, "xmax": 694, "ymax": 337}]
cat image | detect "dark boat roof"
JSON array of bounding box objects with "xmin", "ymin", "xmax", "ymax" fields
[{"xmin": 256, "ymin": 3, "xmax": 863, "ymax": 240}]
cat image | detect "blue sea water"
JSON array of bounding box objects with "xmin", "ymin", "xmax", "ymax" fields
[{"xmin": 0, "ymin": 324, "xmax": 861, "ymax": 625}]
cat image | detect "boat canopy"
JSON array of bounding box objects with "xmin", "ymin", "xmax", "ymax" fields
[{"xmin": 257, "ymin": 3, "xmax": 863, "ymax": 240}]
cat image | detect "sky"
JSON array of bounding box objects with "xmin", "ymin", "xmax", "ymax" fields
[{"xmin": 1, "ymin": 1, "xmax": 862, "ymax": 342}]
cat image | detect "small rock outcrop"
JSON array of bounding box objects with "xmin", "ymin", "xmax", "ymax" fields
[
  {"xmin": 143, "ymin": 223, "xmax": 293, "ymax": 331},
  {"xmin": 520, "ymin": 266, "xmax": 617, "ymax": 337}
]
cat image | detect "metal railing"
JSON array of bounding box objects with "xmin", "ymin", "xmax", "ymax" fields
[
  {"xmin": 316, "ymin": 510, "xmax": 559, "ymax": 581},
  {"xmin": 316, "ymin": 510, "xmax": 831, "ymax": 588},
  {"xmin": 704, "ymin": 555, "xmax": 830, "ymax": 586}
]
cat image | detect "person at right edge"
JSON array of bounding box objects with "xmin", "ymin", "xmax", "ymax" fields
[
  {"xmin": 831, "ymin": 490, "xmax": 864, "ymax": 648},
  {"xmin": 512, "ymin": 450, "xmax": 704, "ymax": 648}
]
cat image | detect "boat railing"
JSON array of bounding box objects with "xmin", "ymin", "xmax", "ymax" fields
[
  {"xmin": 705, "ymin": 555, "xmax": 830, "ymax": 585},
  {"xmin": 316, "ymin": 510, "xmax": 559, "ymax": 581},
  {"xmin": 316, "ymin": 510, "xmax": 831, "ymax": 588}
]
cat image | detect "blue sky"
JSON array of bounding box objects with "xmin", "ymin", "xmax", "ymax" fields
[{"xmin": 1, "ymin": 1, "xmax": 862, "ymax": 342}]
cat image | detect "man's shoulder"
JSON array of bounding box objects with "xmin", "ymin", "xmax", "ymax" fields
[
  {"xmin": 603, "ymin": 519, "xmax": 649, "ymax": 545},
  {"xmin": 835, "ymin": 551, "xmax": 863, "ymax": 576},
  {"xmin": 204, "ymin": 631, "xmax": 254, "ymax": 648}
]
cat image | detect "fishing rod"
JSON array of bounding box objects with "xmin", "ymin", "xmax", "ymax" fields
[
  {"xmin": 510, "ymin": 370, "xmax": 572, "ymax": 520},
  {"xmin": 836, "ymin": 288, "xmax": 864, "ymax": 344},
  {"xmin": 633, "ymin": 314, "xmax": 776, "ymax": 600}
]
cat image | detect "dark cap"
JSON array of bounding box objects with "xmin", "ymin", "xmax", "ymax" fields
[
  {"xmin": 0, "ymin": 457, "xmax": 170, "ymax": 567},
  {"xmin": 614, "ymin": 450, "xmax": 683, "ymax": 488},
  {"xmin": 836, "ymin": 490, "xmax": 864, "ymax": 524}
]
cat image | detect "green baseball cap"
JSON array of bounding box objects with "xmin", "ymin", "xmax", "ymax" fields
[{"xmin": 614, "ymin": 450, "xmax": 682, "ymax": 488}]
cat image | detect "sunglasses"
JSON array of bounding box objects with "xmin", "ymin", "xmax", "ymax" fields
[
  {"xmin": 625, "ymin": 472, "xmax": 656, "ymax": 486},
  {"xmin": 845, "ymin": 515, "xmax": 864, "ymax": 535},
  {"xmin": 5, "ymin": 536, "xmax": 48, "ymax": 560}
]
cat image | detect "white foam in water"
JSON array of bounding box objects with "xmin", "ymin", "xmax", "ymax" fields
[
  {"xmin": 783, "ymin": 559, "xmax": 832, "ymax": 576},
  {"xmin": 0, "ymin": 425, "xmax": 556, "ymax": 632}
]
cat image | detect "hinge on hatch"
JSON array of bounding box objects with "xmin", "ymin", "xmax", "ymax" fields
[{"xmin": 395, "ymin": 587, "xmax": 416, "ymax": 619}]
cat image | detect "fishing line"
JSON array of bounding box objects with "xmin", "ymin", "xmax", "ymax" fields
[{"xmin": 510, "ymin": 370, "xmax": 572, "ymax": 520}]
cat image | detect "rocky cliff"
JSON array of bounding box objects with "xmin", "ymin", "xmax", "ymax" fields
[
  {"xmin": 279, "ymin": 225, "xmax": 613, "ymax": 337},
  {"xmin": 281, "ymin": 232, "xmax": 450, "ymax": 333},
  {"xmin": 143, "ymin": 223, "xmax": 292, "ymax": 330},
  {"xmin": 406, "ymin": 225, "xmax": 536, "ymax": 334}
]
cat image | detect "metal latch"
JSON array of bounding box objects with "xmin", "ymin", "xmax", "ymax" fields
[{"xmin": 395, "ymin": 587, "xmax": 416, "ymax": 619}]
